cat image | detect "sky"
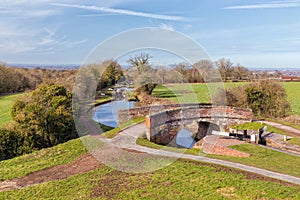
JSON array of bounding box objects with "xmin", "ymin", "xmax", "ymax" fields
[{"xmin": 0, "ymin": 0, "xmax": 300, "ymax": 68}]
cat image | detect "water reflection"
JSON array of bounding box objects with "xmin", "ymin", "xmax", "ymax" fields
[
  {"xmin": 176, "ymin": 129, "xmax": 196, "ymax": 148},
  {"xmin": 93, "ymin": 100, "xmax": 135, "ymax": 127}
]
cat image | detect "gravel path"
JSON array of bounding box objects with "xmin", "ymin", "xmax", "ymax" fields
[{"xmin": 99, "ymin": 123, "xmax": 300, "ymax": 185}]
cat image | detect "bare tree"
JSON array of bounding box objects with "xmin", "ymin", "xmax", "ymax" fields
[
  {"xmin": 193, "ymin": 60, "xmax": 214, "ymax": 82},
  {"xmin": 232, "ymin": 64, "xmax": 250, "ymax": 81},
  {"xmin": 127, "ymin": 53, "xmax": 152, "ymax": 73},
  {"xmin": 215, "ymin": 58, "xmax": 233, "ymax": 82}
]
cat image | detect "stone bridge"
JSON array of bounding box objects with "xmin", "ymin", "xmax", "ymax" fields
[{"xmin": 118, "ymin": 104, "xmax": 252, "ymax": 146}]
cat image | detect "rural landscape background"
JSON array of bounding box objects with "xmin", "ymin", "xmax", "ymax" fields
[{"xmin": 1, "ymin": 1, "xmax": 300, "ymax": 199}]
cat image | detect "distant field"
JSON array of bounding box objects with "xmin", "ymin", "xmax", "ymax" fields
[
  {"xmin": 0, "ymin": 93, "xmax": 23, "ymax": 127},
  {"xmin": 282, "ymin": 82, "xmax": 300, "ymax": 115},
  {"xmin": 152, "ymin": 82, "xmax": 300, "ymax": 116}
]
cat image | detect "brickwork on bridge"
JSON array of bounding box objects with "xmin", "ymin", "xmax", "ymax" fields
[
  {"xmin": 118, "ymin": 103, "xmax": 212, "ymax": 125},
  {"xmin": 118, "ymin": 104, "xmax": 252, "ymax": 146},
  {"xmin": 145, "ymin": 105, "xmax": 252, "ymax": 145}
]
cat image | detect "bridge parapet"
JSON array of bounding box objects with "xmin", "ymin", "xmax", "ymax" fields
[{"xmin": 145, "ymin": 105, "xmax": 252, "ymax": 145}]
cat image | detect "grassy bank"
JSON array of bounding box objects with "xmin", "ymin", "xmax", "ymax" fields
[
  {"xmin": 136, "ymin": 138, "xmax": 202, "ymax": 155},
  {"xmin": 137, "ymin": 137, "xmax": 300, "ymax": 178},
  {"xmin": 105, "ymin": 117, "xmax": 146, "ymax": 138},
  {"xmin": 1, "ymin": 157, "xmax": 299, "ymax": 199},
  {"xmin": 0, "ymin": 137, "xmax": 94, "ymax": 180},
  {"xmin": 208, "ymin": 144, "xmax": 300, "ymax": 177},
  {"xmin": 0, "ymin": 93, "xmax": 23, "ymax": 127}
]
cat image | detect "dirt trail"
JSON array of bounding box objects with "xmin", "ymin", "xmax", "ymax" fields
[{"xmin": 0, "ymin": 154, "xmax": 101, "ymax": 192}]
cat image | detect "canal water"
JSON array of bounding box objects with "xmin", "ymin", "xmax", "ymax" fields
[
  {"xmin": 93, "ymin": 99, "xmax": 195, "ymax": 148},
  {"xmin": 93, "ymin": 100, "xmax": 135, "ymax": 128},
  {"xmin": 176, "ymin": 129, "xmax": 196, "ymax": 148}
]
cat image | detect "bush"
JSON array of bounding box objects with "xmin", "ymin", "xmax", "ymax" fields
[
  {"xmin": 215, "ymin": 81, "xmax": 290, "ymax": 118},
  {"xmin": 11, "ymin": 83, "xmax": 78, "ymax": 150},
  {"xmin": 0, "ymin": 126, "xmax": 25, "ymax": 160}
]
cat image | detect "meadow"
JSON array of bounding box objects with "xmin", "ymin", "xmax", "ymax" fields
[
  {"xmin": 137, "ymin": 138, "xmax": 300, "ymax": 178},
  {"xmin": 0, "ymin": 93, "xmax": 23, "ymax": 127},
  {"xmin": 1, "ymin": 137, "xmax": 299, "ymax": 199},
  {"xmin": 152, "ymin": 82, "xmax": 300, "ymax": 116}
]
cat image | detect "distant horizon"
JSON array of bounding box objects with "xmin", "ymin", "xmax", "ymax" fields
[{"xmin": 7, "ymin": 62, "xmax": 300, "ymax": 71}]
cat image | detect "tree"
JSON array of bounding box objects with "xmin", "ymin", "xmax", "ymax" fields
[
  {"xmin": 193, "ymin": 60, "xmax": 214, "ymax": 82},
  {"xmin": 126, "ymin": 53, "xmax": 157, "ymax": 95},
  {"xmin": 215, "ymin": 58, "xmax": 233, "ymax": 82},
  {"xmin": 232, "ymin": 64, "xmax": 250, "ymax": 81},
  {"xmin": 214, "ymin": 81, "xmax": 290, "ymax": 118},
  {"xmin": 11, "ymin": 83, "xmax": 77, "ymax": 149},
  {"xmin": 98, "ymin": 60, "xmax": 123, "ymax": 90},
  {"xmin": 128, "ymin": 53, "xmax": 152, "ymax": 73},
  {"xmin": 0, "ymin": 63, "xmax": 32, "ymax": 94}
]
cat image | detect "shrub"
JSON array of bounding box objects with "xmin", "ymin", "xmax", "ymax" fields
[
  {"xmin": 11, "ymin": 83, "xmax": 78, "ymax": 150},
  {"xmin": 215, "ymin": 81, "xmax": 290, "ymax": 118}
]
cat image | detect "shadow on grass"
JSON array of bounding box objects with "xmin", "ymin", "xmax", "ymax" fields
[{"xmin": 152, "ymin": 91, "xmax": 179, "ymax": 99}]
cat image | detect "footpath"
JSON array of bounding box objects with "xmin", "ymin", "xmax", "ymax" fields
[{"xmin": 96, "ymin": 123, "xmax": 300, "ymax": 185}]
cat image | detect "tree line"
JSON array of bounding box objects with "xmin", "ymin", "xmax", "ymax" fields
[{"xmin": 0, "ymin": 62, "xmax": 78, "ymax": 95}]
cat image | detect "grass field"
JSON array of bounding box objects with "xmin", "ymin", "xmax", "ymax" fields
[
  {"xmin": 152, "ymin": 82, "xmax": 300, "ymax": 116},
  {"xmin": 1, "ymin": 149, "xmax": 299, "ymax": 199},
  {"xmin": 137, "ymin": 138, "xmax": 300, "ymax": 178},
  {"xmin": 136, "ymin": 138, "xmax": 202, "ymax": 156},
  {"xmin": 208, "ymin": 143, "xmax": 300, "ymax": 178},
  {"xmin": 0, "ymin": 93, "xmax": 23, "ymax": 127}
]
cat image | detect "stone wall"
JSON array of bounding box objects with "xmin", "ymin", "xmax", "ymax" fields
[
  {"xmin": 145, "ymin": 105, "xmax": 252, "ymax": 145},
  {"xmin": 118, "ymin": 103, "xmax": 212, "ymax": 125}
]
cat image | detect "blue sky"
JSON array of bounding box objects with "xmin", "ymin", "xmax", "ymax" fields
[{"xmin": 0, "ymin": 0, "xmax": 300, "ymax": 68}]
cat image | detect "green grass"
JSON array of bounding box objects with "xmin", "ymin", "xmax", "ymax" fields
[
  {"xmin": 230, "ymin": 122, "xmax": 287, "ymax": 135},
  {"xmin": 286, "ymin": 137, "xmax": 300, "ymax": 146},
  {"xmin": 153, "ymin": 82, "xmax": 300, "ymax": 116},
  {"xmin": 152, "ymin": 82, "xmax": 246, "ymax": 104},
  {"xmin": 0, "ymin": 137, "xmax": 98, "ymax": 181},
  {"xmin": 1, "ymin": 158, "xmax": 299, "ymax": 199},
  {"xmin": 208, "ymin": 144, "xmax": 300, "ymax": 177},
  {"xmin": 95, "ymin": 95, "xmax": 113, "ymax": 104},
  {"xmin": 138, "ymin": 137, "xmax": 300, "ymax": 178},
  {"xmin": 105, "ymin": 117, "xmax": 146, "ymax": 138},
  {"xmin": 282, "ymin": 82, "xmax": 300, "ymax": 116},
  {"xmin": 0, "ymin": 93, "xmax": 23, "ymax": 127},
  {"xmin": 136, "ymin": 138, "xmax": 202, "ymax": 156},
  {"xmin": 267, "ymin": 118, "xmax": 300, "ymax": 131}
]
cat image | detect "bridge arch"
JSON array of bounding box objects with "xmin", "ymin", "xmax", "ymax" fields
[{"xmin": 145, "ymin": 105, "xmax": 252, "ymax": 145}]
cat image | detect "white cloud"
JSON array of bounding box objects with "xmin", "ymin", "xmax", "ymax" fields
[
  {"xmin": 52, "ymin": 3, "xmax": 186, "ymax": 21},
  {"xmin": 224, "ymin": 0, "xmax": 300, "ymax": 9},
  {"xmin": 0, "ymin": 1, "xmax": 59, "ymax": 18},
  {"xmin": 159, "ymin": 23, "xmax": 175, "ymax": 31},
  {"xmin": 0, "ymin": 24, "xmax": 87, "ymax": 55}
]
